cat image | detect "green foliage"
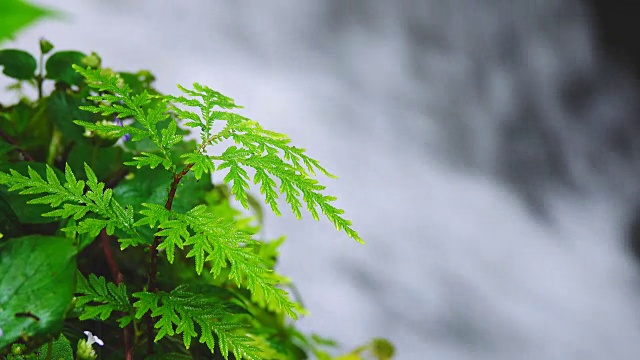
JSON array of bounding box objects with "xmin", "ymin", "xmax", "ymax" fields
[
  {"xmin": 75, "ymin": 274, "xmax": 134, "ymax": 327},
  {"xmin": 45, "ymin": 51, "xmax": 87, "ymax": 85},
  {"xmin": 5, "ymin": 335, "xmax": 74, "ymax": 360},
  {"xmin": 136, "ymin": 203, "xmax": 299, "ymax": 318},
  {"xmin": 0, "ymin": 49, "xmax": 37, "ymax": 80},
  {"xmin": 0, "ymin": 162, "xmax": 136, "ymax": 238},
  {"xmin": 0, "ymin": 39, "xmax": 387, "ymax": 359},
  {"xmin": 132, "ymin": 285, "xmax": 263, "ymax": 359},
  {"xmin": 0, "ymin": 236, "xmax": 77, "ymax": 350},
  {"xmin": 0, "ymin": 0, "xmax": 54, "ymax": 44},
  {"xmin": 333, "ymin": 338, "xmax": 396, "ymax": 360},
  {"xmin": 0, "ymin": 162, "xmax": 63, "ymax": 224},
  {"xmin": 167, "ymin": 83, "xmax": 363, "ymax": 243}
]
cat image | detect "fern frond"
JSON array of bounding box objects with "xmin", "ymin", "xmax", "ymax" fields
[
  {"xmin": 73, "ymin": 119, "xmax": 147, "ymax": 141},
  {"xmin": 125, "ymin": 152, "xmax": 172, "ymax": 170},
  {"xmin": 217, "ymin": 149, "xmax": 362, "ymax": 243},
  {"xmin": 184, "ymin": 205, "xmax": 299, "ymax": 318},
  {"xmin": 0, "ymin": 162, "xmax": 139, "ymax": 239},
  {"xmin": 180, "ymin": 152, "xmax": 216, "ymax": 180},
  {"xmin": 73, "ymin": 65, "xmax": 180, "ymax": 171},
  {"xmin": 168, "ymin": 83, "xmax": 242, "ymax": 145},
  {"xmin": 132, "ymin": 286, "xmax": 264, "ymax": 359},
  {"xmin": 76, "ymin": 273, "xmax": 134, "ymax": 327},
  {"xmin": 165, "ymin": 82, "xmax": 361, "ymax": 243},
  {"xmin": 135, "ymin": 204, "xmax": 299, "ymax": 319},
  {"xmin": 224, "ymin": 113, "xmax": 334, "ymax": 177}
]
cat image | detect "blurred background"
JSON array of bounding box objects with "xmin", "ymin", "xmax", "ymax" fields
[{"xmin": 4, "ymin": 0, "xmax": 640, "ymax": 358}]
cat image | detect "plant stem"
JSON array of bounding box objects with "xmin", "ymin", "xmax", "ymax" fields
[
  {"xmin": 146, "ymin": 162, "xmax": 194, "ymax": 355},
  {"xmin": 0, "ymin": 128, "xmax": 34, "ymax": 161},
  {"xmin": 46, "ymin": 128, "xmax": 62, "ymax": 166},
  {"xmin": 37, "ymin": 51, "xmax": 44, "ymax": 100},
  {"xmin": 100, "ymin": 229, "xmax": 121, "ymax": 282},
  {"xmin": 100, "ymin": 230, "xmax": 133, "ymax": 360}
]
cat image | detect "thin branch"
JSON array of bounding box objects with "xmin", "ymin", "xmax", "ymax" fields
[
  {"xmin": 0, "ymin": 128, "xmax": 34, "ymax": 161},
  {"xmin": 146, "ymin": 162, "xmax": 194, "ymax": 355},
  {"xmin": 100, "ymin": 229, "xmax": 121, "ymax": 282},
  {"xmin": 100, "ymin": 229, "xmax": 133, "ymax": 360},
  {"xmin": 37, "ymin": 50, "xmax": 44, "ymax": 100}
]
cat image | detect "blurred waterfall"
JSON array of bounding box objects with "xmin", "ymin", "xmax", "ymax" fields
[{"xmin": 6, "ymin": 0, "xmax": 640, "ymax": 358}]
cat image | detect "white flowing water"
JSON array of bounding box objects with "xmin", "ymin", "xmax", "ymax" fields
[{"xmin": 6, "ymin": 0, "xmax": 640, "ymax": 358}]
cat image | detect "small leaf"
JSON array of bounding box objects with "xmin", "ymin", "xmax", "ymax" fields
[
  {"xmin": 83, "ymin": 162, "xmax": 98, "ymax": 186},
  {"xmin": 181, "ymin": 152, "xmax": 215, "ymax": 180},
  {"xmin": 39, "ymin": 38, "xmax": 54, "ymax": 54},
  {"xmin": 0, "ymin": 49, "xmax": 37, "ymax": 80}
]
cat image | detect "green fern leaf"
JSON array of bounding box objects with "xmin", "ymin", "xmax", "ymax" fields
[
  {"xmin": 135, "ymin": 203, "xmax": 171, "ymax": 228},
  {"xmin": 73, "ymin": 119, "xmax": 145, "ymax": 140},
  {"xmin": 163, "ymin": 82, "xmax": 361, "ymax": 242},
  {"xmin": 161, "ymin": 120, "xmax": 183, "ymax": 148},
  {"xmin": 155, "ymin": 219, "xmax": 189, "ymax": 263},
  {"xmin": 180, "ymin": 152, "xmax": 216, "ymax": 180},
  {"xmin": 76, "ymin": 273, "xmax": 134, "ymax": 327},
  {"xmin": 0, "ymin": 162, "xmax": 140, "ymax": 244},
  {"xmin": 132, "ymin": 286, "xmax": 266, "ymax": 359},
  {"xmin": 124, "ymin": 152, "xmax": 171, "ymax": 170}
]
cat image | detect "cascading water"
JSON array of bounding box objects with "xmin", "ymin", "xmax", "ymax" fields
[{"xmin": 6, "ymin": 0, "xmax": 640, "ymax": 358}]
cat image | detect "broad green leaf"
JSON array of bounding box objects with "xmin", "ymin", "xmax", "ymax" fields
[
  {"xmin": 0, "ymin": 235, "xmax": 77, "ymax": 350},
  {"xmin": 45, "ymin": 50, "xmax": 86, "ymax": 86},
  {"xmin": 47, "ymin": 90, "xmax": 95, "ymax": 142},
  {"xmin": 67, "ymin": 141, "xmax": 125, "ymax": 182},
  {"xmin": 0, "ymin": 0, "xmax": 54, "ymax": 44},
  {"xmin": 1, "ymin": 100, "xmax": 53, "ymax": 160},
  {"xmin": 0, "ymin": 49, "xmax": 36, "ymax": 80},
  {"xmin": 0, "ymin": 162, "xmax": 65, "ymax": 223},
  {"xmin": 119, "ymin": 70, "xmax": 156, "ymax": 93}
]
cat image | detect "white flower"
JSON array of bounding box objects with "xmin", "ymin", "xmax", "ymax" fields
[
  {"xmin": 0, "ymin": 327, "xmax": 3, "ymax": 337},
  {"xmin": 83, "ymin": 331, "xmax": 104, "ymax": 347}
]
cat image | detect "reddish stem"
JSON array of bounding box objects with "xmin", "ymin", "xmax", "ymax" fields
[
  {"xmin": 146, "ymin": 163, "xmax": 194, "ymax": 355},
  {"xmin": 100, "ymin": 229, "xmax": 121, "ymax": 282},
  {"xmin": 0, "ymin": 128, "xmax": 34, "ymax": 161},
  {"xmin": 100, "ymin": 230, "xmax": 133, "ymax": 360}
]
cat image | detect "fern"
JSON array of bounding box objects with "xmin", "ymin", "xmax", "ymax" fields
[
  {"xmin": 75, "ymin": 273, "xmax": 134, "ymax": 327},
  {"xmin": 0, "ymin": 162, "xmax": 137, "ymax": 238},
  {"xmin": 168, "ymin": 83, "xmax": 363, "ymax": 243},
  {"xmin": 0, "ymin": 63, "xmax": 364, "ymax": 358},
  {"xmin": 136, "ymin": 203, "xmax": 299, "ymax": 319},
  {"xmin": 71, "ymin": 64, "xmax": 179, "ymax": 171},
  {"xmin": 133, "ymin": 285, "xmax": 264, "ymax": 360}
]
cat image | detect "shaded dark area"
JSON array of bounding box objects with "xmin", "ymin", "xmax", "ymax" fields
[
  {"xmin": 585, "ymin": 0, "xmax": 640, "ymax": 263},
  {"xmin": 587, "ymin": 0, "xmax": 640, "ymax": 80}
]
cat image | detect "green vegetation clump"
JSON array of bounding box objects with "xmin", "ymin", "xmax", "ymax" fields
[{"xmin": 0, "ymin": 7, "xmax": 394, "ymax": 358}]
